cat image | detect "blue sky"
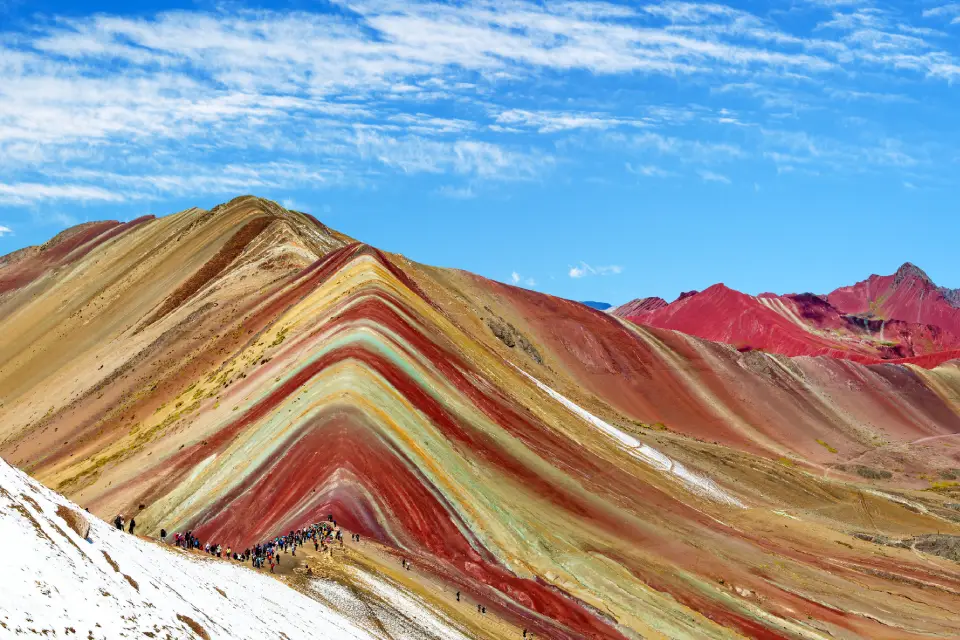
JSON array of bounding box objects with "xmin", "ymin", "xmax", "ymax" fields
[{"xmin": 0, "ymin": 0, "xmax": 958, "ymax": 304}]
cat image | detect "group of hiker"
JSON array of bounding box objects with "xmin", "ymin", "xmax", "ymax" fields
[
  {"xmin": 113, "ymin": 510, "xmax": 532, "ymax": 636},
  {"xmin": 163, "ymin": 514, "xmax": 346, "ymax": 573},
  {"xmin": 113, "ymin": 514, "xmax": 136, "ymax": 535}
]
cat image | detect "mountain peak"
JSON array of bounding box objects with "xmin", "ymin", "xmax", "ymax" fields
[{"xmin": 893, "ymin": 262, "xmax": 933, "ymax": 286}]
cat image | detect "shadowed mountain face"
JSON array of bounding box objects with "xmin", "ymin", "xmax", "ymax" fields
[{"xmin": 3, "ymin": 197, "xmax": 960, "ymax": 639}]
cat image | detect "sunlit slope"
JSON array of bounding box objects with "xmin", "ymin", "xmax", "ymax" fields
[
  {"xmin": 0, "ymin": 196, "xmax": 348, "ymax": 465},
  {"xmin": 2, "ymin": 197, "xmax": 960, "ymax": 638}
]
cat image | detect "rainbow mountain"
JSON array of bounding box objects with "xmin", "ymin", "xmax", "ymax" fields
[{"xmin": 2, "ymin": 196, "xmax": 960, "ymax": 639}]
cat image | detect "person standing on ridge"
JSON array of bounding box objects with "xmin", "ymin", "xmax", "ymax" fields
[
  {"xmin": 160, "ymin": 528, "xmax": 167, "ymax": 543},
  {"xmin": 128, "ymin": 517, "xmax": 136, "ymax": 535},
  {"xmin": 114, "ymin": 515, "xmax": 123, "ymax": 530}
]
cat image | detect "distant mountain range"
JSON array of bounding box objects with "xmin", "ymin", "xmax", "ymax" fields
[
  {"xmin": 612, "ymin": 262, "xmax": 960, "ymax": 366},
  {"xmin": 579, "ymin": 300, "xmax": 612, "ymax": 310}
]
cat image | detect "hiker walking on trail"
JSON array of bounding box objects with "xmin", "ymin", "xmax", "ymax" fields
[
  {"xmin": 456, "ymin": 591, "xmax": 460, "ymax": 602},
  {"xmin": 160, "ymin": 528, "xmax": 167, "ymax": 543},
  {"xmin": 114, "ymin": 515, "xmax": 123, "ymax": 530},
  {"xmin": 128, "ymin": 518, "xmax": 136, "ymax": 535}
]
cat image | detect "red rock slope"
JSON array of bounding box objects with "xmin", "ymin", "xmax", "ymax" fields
[
  {"xmin": 608, "ymin": 296, "xmax": 667, "ymax": 316},
  {"xmin": 828, "ymin": 262, "xmax": 960, "ymax": 333},
  {"xmin": 618, "ymin": 267, "xmax": 960, "ymax": 364}
]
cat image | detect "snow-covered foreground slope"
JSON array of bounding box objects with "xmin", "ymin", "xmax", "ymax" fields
[{"xmin": 0, "ymin": 457, "xmax": 467, "ymax": 639}]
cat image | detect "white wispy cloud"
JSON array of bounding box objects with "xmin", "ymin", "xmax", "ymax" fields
[
  {"xmin": 0, "ymin": 183, "xmax": 125, "ymax": 205},
  {"xmin": 47, "ymin": 163, "xmax": 352, "ymax": 200},
  {"xmin": 802, "ymin": 0, "xmax": 869, "ymax": 6},
  {"xmin": 826, "ymin": 88, "xmax": 914, "ymax": 102},
  {"xmin": 355, "ymin": 132, "xmax": 551, "ymax": 180},
  {"xmin": 0, "ymin": 224, "xmax": 12, "ymax": 236},
  {"xmin": 625, "ymin": 163, "xmax": 675, "ymax": 178},
  {"xmin": 496, "ymin": 109, "xmax": 649, "ymax": 133},
  {"xmin": 0, "ymin": 0, "xmax": 955, "ymax": 210},
  {"xmin": 624, "ymin": 131, "xmax": 744, "ymax": 162},
  {"xmin": 698, "ymin": 170, "xmax": 732, "ymax": 184},
  {"xmin": 923, "ymin": 4, "xmax": 960, "ymax": 24},
  {"xmin": 569, "ymin": 262, "xmax": 623, "ymax": 278},
  {"xmin": 510, "ymin": 271, "xmax": 536, "ymax": 287},
  {"xmin": 435, "ymin": 185, "xmax": 476, "ymax": 199}
]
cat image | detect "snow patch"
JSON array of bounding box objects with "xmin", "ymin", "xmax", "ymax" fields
[
  {"xmin": 866, "ymin": 489, "xmax": 928, "ymax": 514},
  {"xmin": 516, "ymin": 368, "xmax": 745, "ymax": 507},
  {"xmin": 311, "ymin": 571, "xmax": 472, "ymax": 640}
]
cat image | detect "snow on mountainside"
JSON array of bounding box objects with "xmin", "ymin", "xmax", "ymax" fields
[{"xmin": 0, "ymin": 456, "xmax": 467, "ymax": 639}]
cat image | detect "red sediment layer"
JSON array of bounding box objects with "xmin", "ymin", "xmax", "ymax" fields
[
  {"xmin": 480, "ymin": 279, "xmax": 768, "ymax": 450},
  {"xmin": 828, "ymin": 264, "xmax": 960, "ymax": 338},
  {"xmin": 845, "ymin": 349, "xmax": 960, "ymax": 369},
  {"xmin": 142, "ymin": 216, "xmax": 275, "ymax": 327},
  {"xmin": 600, "ymin": 546, "xmax": 896, "ymax": 640},
  {"xmin": 71, "ymin": 216, "xmax": 155, "ymax": 262},
  {"xmin": 152, "ymin": 338, "xmax": 637, "ymax": 538},
  {"xmin": 0, "ymin": 216, "xmax": 156, "ymax": 295},
  {"xmin": 325, "ymin": 293, "xmax": 737, "ymax": 530},
  {"xmin": 186, "ymin": 410, "xmax": 627, "ymax": 640},
  {"xmin": 610, "ymin": 296, "xmax": 668, "ymax": 317},
  {"xmin": 1, "ymin": 221, "xmax": 116, "ymax": 293},
  {"xmin": 192, "ymin": 413, "xmax": 490, "ymax": 557}
]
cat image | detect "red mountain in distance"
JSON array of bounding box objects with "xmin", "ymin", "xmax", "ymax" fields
[
  {"xmin": 828, "ymin": 262, "xmax": 960, "ymax": 333},
  {"xmin": 614, "ymin": 263, "xmax": 960, "ymax": 367},
  {"xmin": 608, "ymin": 296, "xmax": 667, "ymax": 316}
]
